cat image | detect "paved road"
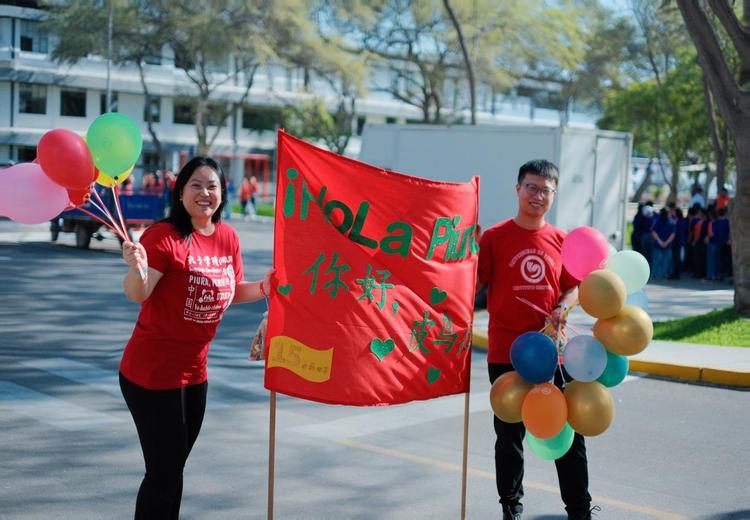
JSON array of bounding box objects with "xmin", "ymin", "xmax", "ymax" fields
[{"xmin": 1, "ymin": 222, "xmax": 748, "ymax": 519}]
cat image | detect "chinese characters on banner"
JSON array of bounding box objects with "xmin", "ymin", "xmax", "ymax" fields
[{"xmin": 265, "ymin": 130, "xmax": 479, "ymax": 406}]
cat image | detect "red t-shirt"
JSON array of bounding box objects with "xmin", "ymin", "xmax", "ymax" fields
[
  {"xmin": 477, "ymin": 219, "xmax": 578, "ymax": 364},
  {"xmin": 120, "ymin": 221, "xmax": 244, "ymax": 389}
]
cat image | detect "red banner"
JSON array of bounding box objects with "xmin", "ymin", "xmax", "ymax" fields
[{"xmin": 265, "ymin": 131, "xmax": 479, "ymax": 406}]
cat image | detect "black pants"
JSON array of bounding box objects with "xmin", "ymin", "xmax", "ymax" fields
[
  {"xmin": 489, "ymin": 363, "xmax": 591, "ymax": 517},
  {"xmin": 120, "ymin": 373, "xmax": 208, "ymax": 520}
]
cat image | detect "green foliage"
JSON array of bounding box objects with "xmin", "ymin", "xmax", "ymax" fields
[
  {"xmin": 283, "ymin": 98, "xmax": 353, "ymax": 154},
  {"xmin": 653, "ymin": 308, "xmax": 750, "ymax": 347}
]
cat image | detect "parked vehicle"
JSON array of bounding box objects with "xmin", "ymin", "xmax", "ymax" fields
[
  {"xmin": 359, "ymin": 124, "xmax": 633, "ymax": 248},
  {"xmin": 51, "ymin": 186, "xmax": 168, "ymax": 249}
]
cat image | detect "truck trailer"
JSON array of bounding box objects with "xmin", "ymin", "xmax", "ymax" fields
[{"xmin": 358, "ymin": 124, "xmax": 632, "ymax": 249}]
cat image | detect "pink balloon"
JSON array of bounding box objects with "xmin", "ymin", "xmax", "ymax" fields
[
  {"xmin": 0, "ymin": 163, "xmax": 70, "ymax": 224},
  {"xmin": 561, "ymin": 226, "xmax": 610, "ymax": 280}
]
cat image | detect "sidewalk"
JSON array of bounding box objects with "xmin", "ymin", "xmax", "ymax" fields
[{"xmin": 472, "ymin": 279, "xmax": 750, "ymax": 388}]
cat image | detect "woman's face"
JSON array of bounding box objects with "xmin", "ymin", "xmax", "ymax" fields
[{"xmin": 181, "ymin": 165, "xmax": 222, "ymax": 220}]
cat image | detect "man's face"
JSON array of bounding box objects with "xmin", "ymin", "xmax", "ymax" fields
[{"xmin": 516, "ymin": 173, "xmax": 556, "ymax": 218}]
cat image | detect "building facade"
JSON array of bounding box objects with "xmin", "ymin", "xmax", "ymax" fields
[{"xmin": 0, "ymin": 2, "xmax": 597, "ymax": 182}]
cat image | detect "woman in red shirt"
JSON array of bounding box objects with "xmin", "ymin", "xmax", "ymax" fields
[{"xmin": 120, "ymin": 156, "xmax": 272, "ymax": 519}]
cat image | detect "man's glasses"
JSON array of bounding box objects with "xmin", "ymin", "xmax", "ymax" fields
[{"xmin": 522, "ymin": 183, "xmax": 557, "ymax": 197}]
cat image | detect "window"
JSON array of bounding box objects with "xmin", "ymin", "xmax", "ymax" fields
[
  {"xmin": 17, "ymin": 146, "xmax": 37, "ymax": 163},
  {"xmin": 385, "ymin": 117, "xmax": 397, "ymax": 124},
  {"xmin": 19, "ymin": 20, "xmax": 48, "ymax": 53},
  {"xmin": 19, "ymin": 83, "xmax": 46, "ymax": 114},
  {"xmin": 100, "ymin": 92, "xmax": 119, "ymax": 114},
  {"xmin": 204, "ymin": 102, "xmax": 228, "ymax": 127},
  {"xmin": 173, "ymin": 97, "xmax": 196, "ymax": 124},
  {"xmin": 143, "ymin": 96, "xmax": 161, "ymax": 123},
  {"xmin": 61, "ymin": 88, "xmax": 87, "ymax": 117},
  {"xmin": 242, "ymin": 105, "xmax": 283, "ymax": 131}
]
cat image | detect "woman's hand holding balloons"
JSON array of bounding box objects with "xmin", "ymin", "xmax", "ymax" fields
[{"xmin": 122, "ymin": 241, "xmax": 148, "ymax": 275}]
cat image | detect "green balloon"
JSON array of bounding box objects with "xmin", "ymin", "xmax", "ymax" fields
[
  {"xmin": 597, "ymin": 351, "xmax": 629, "ymax": 387},
  {"xmin": 86, "ymin": 112, "xmax": 143, "ymax": 174},
  {"xmin": 605, "ymin": 250, "xmax": 650, "ymax": 294},
  {"xmin": 526, "ymin": 423, "xmax": 574, "ymax": 460}
]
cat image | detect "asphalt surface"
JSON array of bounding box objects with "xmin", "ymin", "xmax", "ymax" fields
[{"xmin": 1, "ymin": 218, "xmax": 748, "ymax": 519}]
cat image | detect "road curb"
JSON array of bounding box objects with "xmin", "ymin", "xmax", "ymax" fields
[{"xmin": 471, "ymin": 329, "xmax": 750, "ymax": 388}]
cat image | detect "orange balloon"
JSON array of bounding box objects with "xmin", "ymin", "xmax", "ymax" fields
[
  {"xmin": 490, "ymin": 371, "xmax": 534, "ymax": 423},
  {"xmin": 521, "ymin": 383, "xmax": 567, "ymax": 439},
  {"xmin": 593, "ymin": 304, "xmax": 653, "ymax": 356},
  {"xmin": 579, "ymin": 269, "xmax": 627, "ymax": 319},
  {"xmin": 564, "ymin": 381, "xmax": 615, "ymax": 436}
]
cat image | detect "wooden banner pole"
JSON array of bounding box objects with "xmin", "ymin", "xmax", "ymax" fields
[
  {"xmin": 460, "ymin": 390, "xmax": 470, "ymax": 520},
  {"xmin": 267, "ymin": 391, "xmax": 277, "ymax": 520}
]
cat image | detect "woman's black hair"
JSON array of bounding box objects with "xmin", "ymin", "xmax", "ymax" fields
[{"xmin": 165, "ymin": 156, "xmax": 227, "ymax": 238}]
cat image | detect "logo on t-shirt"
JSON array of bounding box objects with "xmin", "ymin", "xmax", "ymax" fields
[{"xmin": 520, "ymin": 254, "xmax": 546, "ymax": 283}]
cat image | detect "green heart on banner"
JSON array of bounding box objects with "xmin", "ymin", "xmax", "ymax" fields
[
  {"xmin": 427, "ymin": 366, "xmax": 441, "ymax": 384},
  {"xmin": 370, "ymin": 338, "xmax": 395, "ymax": 361},
  {"xmin": 430, "ymin": 287, "xmax": 447, "ymax": 305},
  {"xmin": 277, "ymin": 284, "xmax": 292, "ymax": 295}
]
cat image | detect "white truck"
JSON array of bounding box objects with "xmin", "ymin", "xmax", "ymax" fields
[{"xmin": 358, "ymin": 124, "xmax": 632, "ymax": 249}]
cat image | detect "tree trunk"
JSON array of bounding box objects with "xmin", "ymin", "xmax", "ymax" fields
[
  {"xmin": 137, "ymin": 62, "xmax": 164, "ymax": 169},
  {"xmin": 632, "ymin": 161, "xmax": 654, "ymax": 202},
  {"xmin": 667, "ymin": 158, "xmax": 680, "ymax": 205},
  {"xmin": 443, "ymin": 0, "xmax": 476, "ymax": 125},
  {"xmin": 732, "ymin": 126, "xmax": 750, "ymax": 316}
]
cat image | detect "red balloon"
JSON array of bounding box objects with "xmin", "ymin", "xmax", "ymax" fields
[
  {"xmin": 37, "ymin": 129, "xmax": 96, "ymax": 189},
  {"xmin": 67, "ymin": 185, "xmax": 92, "ymax": 206}
]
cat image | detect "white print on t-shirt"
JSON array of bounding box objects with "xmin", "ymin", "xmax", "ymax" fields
[
  {"xmin": 183, "ymin": 263, "xmax": 237, "ymax": 324},
  {"xmin": 509, "ymin": 247, "xmax": 554, "ymax": 292}
]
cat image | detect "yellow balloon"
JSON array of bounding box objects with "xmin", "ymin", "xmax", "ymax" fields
[
  {"xmin": 96, "ymin": 165, "xmax": 134, "ymax": 187},
  {"xmin": 564, "ymin": 380, "xmax": 615, "ymax": 436},
  {"xmin": 593, "ymin": 304, "xmax": 653, "ymax": 356},
  {"xmin": 490, "ymin": 371, "xmax": 534, "ymax": 423},
  {"xmin": 579, "ymin": 269, "xmax": 627, "ymax": 319}
]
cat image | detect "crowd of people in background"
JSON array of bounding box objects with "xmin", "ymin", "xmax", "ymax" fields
[
  {"xmin": 631, "ymin": 185, "xmax": 733, "ymax": 283},
  {"xmin": 122, "ymin": 169, "xmax": 261, "ymax": 220}
]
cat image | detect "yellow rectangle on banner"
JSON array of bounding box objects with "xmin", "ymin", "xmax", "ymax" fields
[{"xmin": 267, "ymin": 336, "xmax": 333, "ymax": 383}]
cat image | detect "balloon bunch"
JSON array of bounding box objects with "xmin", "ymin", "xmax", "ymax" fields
[
  {"xmin": 0, "ymin": 113, "xmax": 143, "ymax": 247},
  {"xmin": 490, "ymin": 226, "xmax": 653, "ymax": 461}
]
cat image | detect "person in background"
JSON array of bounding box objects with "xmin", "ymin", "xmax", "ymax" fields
[
  {"xmin": 476, "ymin": 159, "xmax": 596, "ymax": 520},
  {"xmin": 691, "ymin": 207, "xmax": 709, "ymax": 279},
  {"xmin": 639, "ymin": 204, "xmax": 655, "ymax": 268},
  {"xmin": 715, "ymin": 187, "xmax": 731, "ymax": 210},
  {"xmin": 690, "ymin": 185, "xmax": 706, "ymax": 209},
  {"xmin": 248, "ymin": 175, "xmax": 259, "ymax": 214},
  {"xmin": 706, "ymin": 207, "xmax": 730, "ymax": 282},
  {"xmin": 119, "ymin": 156, "xmax": 273, "ymax": 519},
  {"xmin": 650, "ymin": 207, "xmax": 675, "ymax": 280},
  {"xmin": 239, "ymin": 176, "xmax": 251, "ymax": 218},
  {"xmin": 669, "ymin": 207, "xmax": 687, "ymax": 280}
]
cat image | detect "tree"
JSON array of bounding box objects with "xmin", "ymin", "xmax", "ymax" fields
[
  {"xmin": 45, "ymin": 0, "xmax": 167, "ymax": 167},
  {"xmin": 283, "ymin": 97, "xmax": 354, "ymax": 154},
  {"xmin": 674, "ymin": 0, "xmax": 750, "ymax": 315}
]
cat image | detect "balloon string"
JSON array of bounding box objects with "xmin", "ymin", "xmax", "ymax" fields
[
  {"xmin": 111, "ymin": 185, "xmax": 131, "ymax": 241},
  {"xmin": 74, "ymin": 206, "xmax": 127, "ymax": 241},
  {"xmin": 91, "ymin": 188, "xmax": 127, "ymax": 238},
  {"xmin": 87, "ymin": 198, "xmax": 125, "ymax": 239}
]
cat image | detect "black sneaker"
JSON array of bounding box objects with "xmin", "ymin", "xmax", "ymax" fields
[
  {"xmin": 569, "ymin": 505, "xmax": 601, "ymax": 519},
  {"xmin": 502, "ymin": 505, "xmax": 522, "ymax": 520}
]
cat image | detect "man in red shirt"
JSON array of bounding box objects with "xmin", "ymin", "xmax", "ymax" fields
[{"xmin": 477, "ymin": 160, "xmax": 593, "ymax": 519}]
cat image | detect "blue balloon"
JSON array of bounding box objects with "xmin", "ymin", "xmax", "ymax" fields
[
  {"xmin": 625, "ymin": 289, "xmax": 649, "ymax": 312},
  {"xmin": 510, "ymin": 332, "xmax": 558, "ymax": 384},
  {"xmin": 562, "ymin": 335, "xmax": 608, "ymax": 382},
  {"xmin": 597, "ymin": 351, "xmax": 629, "ymax": 387}
]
